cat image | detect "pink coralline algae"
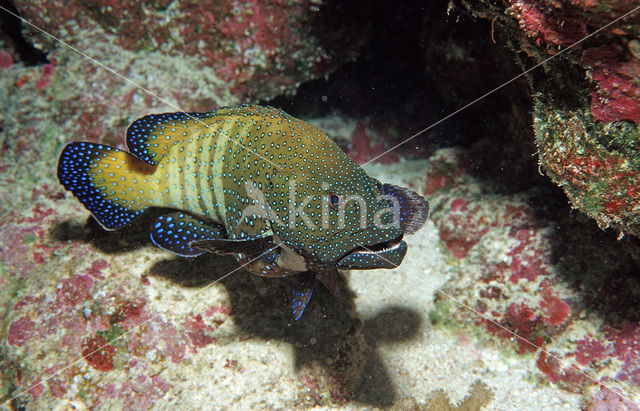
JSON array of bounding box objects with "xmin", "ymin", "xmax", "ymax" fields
[
  {"xmin": 2, "ymin": 260, "xmax": 237, "ymax": 407},
  {"xmin": 0, "ymin": 230, "xmax": 232, "ymax": 407},
  {"xmin": 511, "ymin": 0, "xmax": 587, "ymax": 46},
  {"xmin": 184, "ymin": 314, "xmax": 215, "ymax": 350},
  {"xmin": 535, "ymin": 351, "xmax": 589, "ymax": 387},
  {"xmin": 506, "ymin": 0, "xmax": 639, "ymax": 50},
  {"xmin": 8, "ymin": 316, "xmax": 36, "ymax": 346},
  {"xmin": 434, "ymin": 191, "xmax": 541, "ymax": 263},
  {"xmin": 15, "ymin": 0, "xmax": 365, "ymax": 100},
  {"xmin": 0, "ymin": 49, "xmax": 14, "ymax": 68},
  {"xmin": 88, "ymin": 259, "xmax": 109, "ymax": 279},
  {"xmin": 112, "ymin": 299, "xmax": 147, "ymax": 329},
  {"xmin": 183, "ymin": 306, "xmax": 231, "ymax": 352},
  {"xmin": 0, "ymin": 201, "xmax": 69, "ymax": 276},
  {"xmin": 437, "ymin": 200, "xmax": 487, "ymax": 259},
  {"xmin": 426, "ymin": 145, "xmax": 640, "ymax": 397},
  {"xmin": 603, "ymin": 323, "xmax": 640, "ymax": 385},
  {"xmin": 457, "ymin": 0, "xmax": 640, "ymax": 237},
  {"xmin": 573, "ymin": 337, "xmax": 608, "ymax": 367},
  {"xmin": 499, "ymin": 303, "xmax": 544, "ymax": 354},
  {"xmin": 428, "ymin": 148, "xmax": 574, "ymax": 357},
  {"xmin": 55, "ymin": 274, "xmax": 94, "ymax": 307},
  {"xmin": 35, "ymin": 61, "xmax": 55, "ymax": 92},
  {"xmin": 582, "ymin": 45, "xmax": 640, "ymax": 123},
  {"xmin": 348, "ymin": 122, "xmax": 399, "ymax": 165},
  {"xmin": 539, "ymin": 288, "xmax": 571, "ymax": 326},
  {"xmin": 82, "ymin": 335, "xmax": 116, "ymax": 372},
  {"xmin": 588, "ymin": 386, "xmax": 640, "ymax": 411}
]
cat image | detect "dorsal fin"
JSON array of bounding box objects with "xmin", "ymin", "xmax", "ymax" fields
[
  {"xmin": 125, "ymin": 111, "xmax": 215, "ymax": 165},
  {"xmin": 124, "ymin": 105, "xmax": 298, "ymax": 167},
  {"xmin": 213, "ymin": 104, "xmax": 290, "ymax": 120}
]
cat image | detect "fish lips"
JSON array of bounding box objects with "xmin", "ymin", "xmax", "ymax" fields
[{"xmin": 336, "ymin": 234, "xmax": 407, "ymax": 270}]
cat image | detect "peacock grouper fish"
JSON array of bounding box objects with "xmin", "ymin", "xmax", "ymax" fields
[{"xmin": 57, "ymin": 104, "xmax": 429, "ymax": 319}]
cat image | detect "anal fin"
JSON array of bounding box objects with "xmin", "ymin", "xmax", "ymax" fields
[{"xmin": 191, "ymin": 236, "xmax": 274, "ymax": 258}]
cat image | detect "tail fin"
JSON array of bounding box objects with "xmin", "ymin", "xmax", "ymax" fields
[{"xmin": 57, "ymin": 142, "xmax": 156, "ymax": 230}]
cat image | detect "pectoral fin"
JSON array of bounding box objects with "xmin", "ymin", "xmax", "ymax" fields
[{"xmin": 191, "ymin": 235, "xmax": 274, "ymax": 257}]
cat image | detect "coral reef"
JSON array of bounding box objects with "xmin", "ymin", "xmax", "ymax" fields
[
  {"xmin": 426, "ymin": 142, "xmax": 640, "ymax": 405},
  {"xmin": 0, "ymin": 2, "xmax": 367, "ymax": 407},
  {"xmin": 453, "ymin": 0, "xmax": 640, "ymax": 236},
  {"xmin": 3, "ymin": 0, "xmax": 640, "ymax": 408},
  {"xmin": 14, "ymin": 0, "xmax": 366, "ymax": 100},
  {"xmin": 535, "ymin": 100, "xmax": 640, "ymax": 236}
]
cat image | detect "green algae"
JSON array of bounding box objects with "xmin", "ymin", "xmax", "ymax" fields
[
  {"xmin": 428, "ymin": 300, "xmax": 459, "ymax": 331},
  {"xmin": 21, "ymin": 234, "xmax": 35, "ymax": 245},
  {"xmin": 534, "ymin": 97, "xmax": 640, "ymax": 235},
  {"xmin": 97, "ymin": 324, "xmax": 125, "ymax": 344},
  {"xmin": 598, "ymin": 121, "xmax": 640, "ymax": 169},
  {"xmin": 428, "ymin": 295, "xmax": 496, "ymax": 348}
]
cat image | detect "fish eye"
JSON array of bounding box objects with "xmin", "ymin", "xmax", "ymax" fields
[
  {"xmin": 329, "ymin": 193, "xmax": 341, "ymax": 210},
  {"xmin": 375, "ymin": 181, "xmax": 383, "ymax": 193}
]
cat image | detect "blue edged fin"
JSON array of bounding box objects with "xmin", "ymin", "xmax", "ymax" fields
[
  {"xmin": 125, "ymin": 106, "xmax": 298, "ymax": 166},
  {"xmin": 292, "ymin": 272, "xmax": 315, "ymax": 320},
  {"xmin": 214, "ymin": 104, "xmax": 291, "ymax": 120},
  {"xmin": 191, "ymin": 236, "xmax": 274, "ymax": 257},
  {"xmin": 57, "ymin": 142, "xmax": 151, "ymax": 230},
  {"xmin": 150, "ymin": 212, "xmax": 226, "ymax": 257},
  {"xmin": 125, "ymin": 111, "xmax": 214, "ymax": 165},
  {"xmin": 382, "ymin": 183, "xmax": 429, "ymax": 235}
]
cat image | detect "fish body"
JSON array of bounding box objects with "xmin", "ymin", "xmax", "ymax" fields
[{"xmin": 57, "ymin": 105, "xmax": 429, "ymax": 319}]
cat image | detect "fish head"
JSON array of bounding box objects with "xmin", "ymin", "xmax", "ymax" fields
[{"xmin": 262, "ymin": 150, "xmax": 428, "ymax": 271}]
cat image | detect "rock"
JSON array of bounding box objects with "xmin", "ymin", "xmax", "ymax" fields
[
  {"xmin": 453, "ymin": 0, "xmax": 640, "ymax": 236},
  {"xmin": 14, "ymin": 0, "xmax": 367, "ymax": 100},
  {"xmin": 426, "ymin": 142, "xmax": 640, "ymax": 403}
]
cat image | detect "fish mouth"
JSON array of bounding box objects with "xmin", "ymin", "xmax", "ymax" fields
[
  {"xmin": 349, "ymin": 234, "xmax": 404, "ymax": 255},
  {"xmin": 336, "ymin": 234, "xmax": 407, "ymax": 270}
]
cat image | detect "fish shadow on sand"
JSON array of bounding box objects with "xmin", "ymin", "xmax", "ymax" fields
[
  {"xmin": 150, "ymin": 254, "xmax": 422, "ymax": 407},
  {"xmin": 51, "ymin": 209, "xmax": 170, "ymax": 254},
  {"xmin": 51, "ymin": 215, "xmax": 423, "ymax": 406}
]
